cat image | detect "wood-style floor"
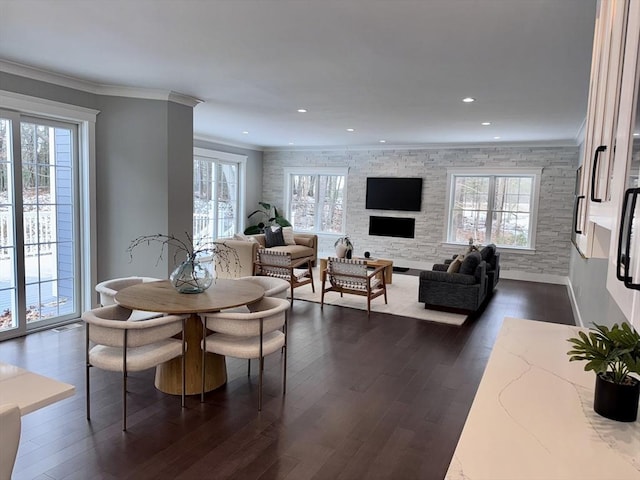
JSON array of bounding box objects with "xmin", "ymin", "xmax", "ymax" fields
[{"xmin": 1, "ymin": 279, "xmax": 575, "ymax": 480}]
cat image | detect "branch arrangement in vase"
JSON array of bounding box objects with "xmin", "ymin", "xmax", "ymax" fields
[{"xmin": 127, "ymin": 233, "xmax": 240, "ymax": 293}]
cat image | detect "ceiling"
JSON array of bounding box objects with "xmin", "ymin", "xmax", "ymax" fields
[{"xmin": 0, "ymin": 0, "xmax": 597, "ymax": 150}]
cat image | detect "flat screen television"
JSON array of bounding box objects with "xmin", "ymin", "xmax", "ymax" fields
[{"xmin": 366, "ymin": 177, "xmax": 423, "ymax": 211}]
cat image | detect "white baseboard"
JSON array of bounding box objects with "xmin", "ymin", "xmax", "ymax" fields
[{"xmin": 565, "ymin": 278, "xmax": 585, "ymax": 327}]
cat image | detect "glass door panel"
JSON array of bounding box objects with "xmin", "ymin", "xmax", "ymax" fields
[
  {"xmin": 0, "ymin": 116, "xmax": 18, "ymax": 334},
  {"xmin": 21, "ymin": 121, "xmax": 78, "ymax": 327},
  {"xmin": 0, "ymin": 114, "xmax": 79, "ymax": 339}
]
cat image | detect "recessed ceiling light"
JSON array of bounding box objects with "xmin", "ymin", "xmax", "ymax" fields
[
  {"xmin": 379, "ymin": 140, "xmax": 386, "ymax": 143},
  {"xmin": 462, "ymin": 97, "xmax": 475, "ymax": 103},
  {"xmin": 481, "ymin": 122, "xmax": 491, "ymax": 126},
  {"xmin": 242, "ymin": 131, "xmax": 249, "ymax": 135},
  {"xmin": 297, "ymin": 108, "xmax": 307, "ymax": 113},
  {"xmin": 494, "ymin": 136, "xmax": 501, "ymax": 140},
  {"xmin": 346, "ymin": 128, "xmax": 355, "ymax": 132},
  {"xmin": 288, "ymin": 142, "xmax": 294, "ymax": 145},
  {"xmin": 634, "ymin": 133, "xmax": 640, "ymax": 136}
]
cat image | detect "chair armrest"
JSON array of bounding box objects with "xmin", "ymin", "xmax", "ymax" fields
[
  {"xmin": 419, "ymin": 270, "xmax": 477, "ymax": 285},
  {"xmin": 291, "ymin": 257, "xmax": 313, "ymax": 268},
  {"xmin": 432, "ymin": 264, "xmax": 448, "ymax": 272},
  {"xmin": 367, "ymin": 265, "xmax": 386, "ymax": 277}
]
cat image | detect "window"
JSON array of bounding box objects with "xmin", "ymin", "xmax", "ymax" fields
[
  {"xmin": 446, "ymin": 169, "xmax": 541, "ymax": 249},
  {"xmin": 193, "ymin": 148, "xmax": 246, "ymax": 244},
  {"xmin": 285, "ymin": 168, "xmax": 347, "ymax": 234}
]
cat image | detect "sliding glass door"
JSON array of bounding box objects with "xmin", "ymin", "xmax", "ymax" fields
[{"xmin": 0, "ymin": 111, "xmax": 80, "ymax": 339}]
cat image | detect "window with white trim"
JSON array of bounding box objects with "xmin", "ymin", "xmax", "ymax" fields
[
  {"xmin": 285, "ymin": 168, "xmax": 347, "ymax": 234},
  {"xmin": 446, "ymin": 169, "xmax": 541, "ymax": 249},
  {"xmin": 193, "ymin": 148, "xmax": 246, "ymax": 243}
]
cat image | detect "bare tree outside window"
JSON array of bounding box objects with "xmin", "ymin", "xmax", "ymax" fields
[
  {"xmin": 289, "ymin": 173, "xmax": 345, "ymax": 233},
  {"xmin": 449, "ymin": 174, "xmax": 535, "ymax": 248}
]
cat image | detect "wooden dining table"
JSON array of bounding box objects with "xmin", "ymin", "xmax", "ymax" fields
[{"xmin": 115, "ymin": 279, "xmax": 264, "ymax": 395}]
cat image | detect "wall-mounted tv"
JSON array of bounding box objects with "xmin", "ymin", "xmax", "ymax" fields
[{"xmin": 366, "ymin": 177, "xmax": 423, "ymax": 211}]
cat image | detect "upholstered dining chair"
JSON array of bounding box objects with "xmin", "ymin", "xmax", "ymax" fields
[
  {"xmin": 0, "ymin": 403, "xmax": 21, "ymax": 480},
  {"xmin": 321, "ymin": 257, "xmax": 388, "ymax": 317},
  {"xmin": 200, "ymin": 296, "xmax": 290, "ymax": 410},
  {"xmin": 237, "ymin": 275, "xmax": 289, "ymax": 299},
  {"xmin": 82, "ymin": 305, "xmax": 187, "ymax": 431},
  {"xmin": 253, "ymin": 249, "xmax": 314, "ymax": 306},
  {"xmin": 95, "ymin": 276, "xmax": 163, "ymax": 320}
]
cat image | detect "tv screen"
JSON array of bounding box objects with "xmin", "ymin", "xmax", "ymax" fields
[{"xmin": 366, "ymin": 177, "xmax": 423, "ymax": 211}]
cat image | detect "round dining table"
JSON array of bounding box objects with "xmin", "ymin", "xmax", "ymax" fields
[{"xmin": 115, "ymin": 279, "xmax": 264, "ymax": 395}]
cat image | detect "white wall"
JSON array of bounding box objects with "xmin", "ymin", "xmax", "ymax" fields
[{"xmin": 263, "ymin": 146, "xmax": 578, "ymax": 277}]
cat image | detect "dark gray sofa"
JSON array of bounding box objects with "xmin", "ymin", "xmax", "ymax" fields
[
  {"xmin": 444, "ymin": 244, "xmax": 500, "ymax": 292},
  {"xmin": 418, "ymin": 251, "xmax": 488, "ymax": 312}
]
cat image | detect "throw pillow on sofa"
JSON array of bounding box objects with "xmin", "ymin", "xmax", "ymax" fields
[
  {"xmin": 264, "ymin": 227, "xmax": 286, "ymax": 247},
  {"xmin": 279, "ymin": 226, "xmax": 296, "ymax": 245},
  {"xmin": 459, "ymin": 251, "xmax": 482, "ymax": 275},
  {"xmin": 447, "ymin": 255, "xmax": 464, "ymax": 273}
]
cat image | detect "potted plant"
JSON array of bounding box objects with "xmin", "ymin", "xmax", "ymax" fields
[
  {"xmin": 567, "ymin": 322, "xmax": 640, "ymax": 422},
  {"xmin": 334, "ymin": 235, "xmax": 354, "ymax": 259},
  {"xmin": 244, "ymin": 202, "xmax": 291, "ymax": 235}
]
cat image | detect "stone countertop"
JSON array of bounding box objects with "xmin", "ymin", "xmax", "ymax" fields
[{"xmin": 445, "ymin": 317, "xmax": 640, "ymax": 480}]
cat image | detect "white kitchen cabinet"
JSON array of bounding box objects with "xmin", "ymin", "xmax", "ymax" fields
[
  {"xmin": 607, "ymin": 0, "xmax": 640, "ymax": 324},
  {"xmin": 575, "ymin": 0, "xmax": 630, "ymax": 257}
]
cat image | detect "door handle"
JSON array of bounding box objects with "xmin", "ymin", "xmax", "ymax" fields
[
  {"xmin": 590, "ymin": 145, "xmax": 607, "ymax": 203},
  {"xmin": 573, "ymin": 195, "xmax": 585, "ymax": 234},
  {"xmin": 617, "ymin": 187, "xmax": 640, "ymax": 290}
]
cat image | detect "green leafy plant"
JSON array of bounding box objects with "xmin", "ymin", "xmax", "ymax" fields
[
  {"xmin": 244, "ymin": 202, "xmax": 291, "ymax": 235},
  {"xmin": 567, "ymin": 323, "xmax": 640, "ymax": 385}
]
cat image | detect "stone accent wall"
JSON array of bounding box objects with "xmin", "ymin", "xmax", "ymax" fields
[{"xmin": 262, "ymin": 146, "xmax": 578, "ymax": 277}]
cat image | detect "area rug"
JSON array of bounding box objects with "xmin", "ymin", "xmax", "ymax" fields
[{"xmin": 290, "ymin": 268, "xmax": 468, "ymax": 326}]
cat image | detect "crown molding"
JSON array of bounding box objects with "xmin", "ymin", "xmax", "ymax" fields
[
  {"xmin": 0, "ymin": 59, "xmax": 201, "ymax": 107},
  {"xmin": 574, "ymin": 116, "xmax": 587, "ymax": 145},
  {"xmin": 263, "ymin": 139, "xmax": 580, "ymax": 152},
  {"xmin": 193, "ymin": 133, "xmax": 264, "ymax": 152}
]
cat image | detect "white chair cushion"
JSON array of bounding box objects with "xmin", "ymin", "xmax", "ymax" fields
[
  {"xmin": 202, "ymin": 330, "xmax": 284, "ymax": 359},
  {"xmin": 89, "ymin": 339, "xmax": 184, "ymax": 372}
]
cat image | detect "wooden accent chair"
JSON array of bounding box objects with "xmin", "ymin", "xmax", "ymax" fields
[
  {"xmin": 321, "ymin": 257, "xmax": 388, "ymax": 317},
  {"xmin": 200, "ymin": 297, "xmax": 290, "ymax": 410},
  {"xmin": 253, "ymin": 249, "xmax": 314, "ymax": 307},
  {"xmin": 82, "ymin": 305, "xmax": 187, "ymax": 431}
]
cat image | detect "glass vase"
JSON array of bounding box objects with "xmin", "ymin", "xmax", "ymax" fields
[{"xmin": 170, "ymin": 255, "xmax": 213, "ymax": 294}]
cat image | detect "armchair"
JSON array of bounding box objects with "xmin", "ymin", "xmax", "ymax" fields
[
  {"xmin": 253, "ymin": 249, "xmax": 315, "ymax": 307},
  {"xmin": 321, "ymin": 257, "xmax": 388, "ymax": 317},
  {"xmin": 419, "ymin": 251, "xmax": 488, "ymax": 312}
]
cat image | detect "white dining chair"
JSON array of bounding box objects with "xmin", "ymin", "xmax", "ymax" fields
[
  {"xmin": 237, "ymin": 276, "xmax": 289, "ymax": 299},
  {"xmin": 0, "ymin": 403, "xmax": 21, "ymax": 480},
  {"xmin": 95, "ymin": 276, "xmax": 163, "ymax": 320},
  {"xmin": 83, "ymin": 304, "xmax": 187, "ymax": 431},
  {"xmin": 200, "ymin": 296, "xmax": 289, "ymax": 410}
]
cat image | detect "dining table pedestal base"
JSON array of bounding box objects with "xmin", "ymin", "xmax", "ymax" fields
[{"xmin": 154, "ymin": 313, "xmax": 227, "ymax": 395}]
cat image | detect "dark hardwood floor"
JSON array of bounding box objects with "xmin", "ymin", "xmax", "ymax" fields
[{"xmin": 1, "ymin": 279, "xmax": 575, "ymax": 480}]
